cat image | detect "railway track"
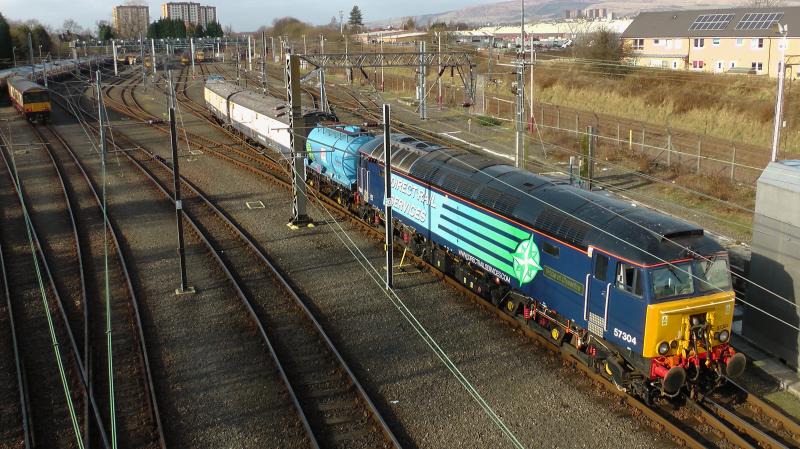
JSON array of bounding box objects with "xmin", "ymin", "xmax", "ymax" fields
[
  {"xmin": 0, "ymin": 117, "xmax": 108, "ymax": 449},
  {"xmin": 692, "ymin": 379, "xmax": 800, "ymax": 449},
  {"xmin": 0, "ymin": 216, "xmax": 30, "ymax": 449},
  {"xmin": 31, "ymin": 123, "xmax": 167, "ymax": 449},
  {"xmin": 69, "ymin": 67, "xmax": 401, "ymax": 448},
  {"xmin": 53, "ymin": 73, "xmax": 314, "ymax": 448},
  {"xmin": 169, "ymin": 63, "xmax": 800, "ymax": 449}
]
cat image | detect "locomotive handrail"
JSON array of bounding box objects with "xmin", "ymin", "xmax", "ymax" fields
[
  {"xmin": 583, "ymin": 273, "xmax": 590, "ymax": 321},
  {"xmin": 604, "ymin": 283, "xmax": 611, "ymax": 331}
]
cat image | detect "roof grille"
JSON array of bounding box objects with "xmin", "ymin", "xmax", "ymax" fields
[
  {"xmin": 476, "ymin": 187, "xmax": 503, "ymax": 208},
  {"xmin": 494, "ymin": 195, "xmax": 520, "ymax": 216},
  {"xmin": 534, "ymin": 207, "xmax": 590, "ymax": 247},
  {"xmin": 410, "ymin": 160, "xmax": 439, "ymax": 183}
]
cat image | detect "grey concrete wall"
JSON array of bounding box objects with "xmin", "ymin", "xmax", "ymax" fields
[{"xmin": 744, "ymin": 162, "xmax": 800, "ymax": 368}]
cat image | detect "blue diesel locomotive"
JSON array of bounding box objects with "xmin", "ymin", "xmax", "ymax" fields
[
  {"xmin": 309, "ymin": 126, "xmax": 745, "ymax": 400},
  {"xmin": 205, "ymin": 81, "xmax": 745, "ymax": 400}
]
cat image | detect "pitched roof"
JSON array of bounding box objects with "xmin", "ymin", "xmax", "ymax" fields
[{"xmin": 621, "ymin": 7, "xmax": 800, "ymax": 38}]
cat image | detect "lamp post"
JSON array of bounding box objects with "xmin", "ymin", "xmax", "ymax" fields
[
  {"xmin": 771, "ymin": 23, "xmax": 789, "ymax": 162},
  {"xmin": 12, "ymin": 46, "xmax": 16, "ymax": 67}
]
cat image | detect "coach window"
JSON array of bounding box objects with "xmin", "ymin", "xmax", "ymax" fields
[
  {"xmin": 616, "ymin": 263, "xmax": 643, "ymax": 297},
  {"xmin": 594, "ymin": 254, "xmax": 609, "ymax": 281}
]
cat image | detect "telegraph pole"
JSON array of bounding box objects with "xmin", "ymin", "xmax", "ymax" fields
[
  {"xmin": 261, "ymin": 31, "xmax": 267, "ymax": 94},
  {"xmin": 286, "ymin": 54, "xmax": 310, "ymax": 227},
  {"xmin": 112, "ymin": 39, "xmax": 118, "ymax": 76},
  {"xmin": 235, "ymin": 39, "xmax": 241, "ymax": 85},
  {"xmin": 345, "ymin": 37, "xmax": 352, "ymax": 84},
  {"xmin": 190, "ymin": 38, "xmax": 195, "ymax": 77},
  {"xmin": 247, "ymin": 35, "xmax": 252, "ymax": 71},
  {"xmin": 530, "ymin": 42, "xmax": 534, "ymax": 117},
  {"xmin": 515, "ymin": 0, "xmax": 526, "ymax": 169},
  {"xmin": 418, "ymin": 41, "xmax": 427, "ymax": 120},
  {"xmin": 380, "ymin": 39, "xmax": 385, "ymax": 91},
  {"xmin": 437, "ymin": 32, "xmax": 442, "ymax": 109},
  {"xmin": 771, "ymin": 24, "xmax": 788, "ymax": 162},
  {"xmin": 383, "ymin": 104, "xmax": 393, "ymax": 289},
  {"xmin": 140, "ymin": 34, "xmax": 145, "ymax": 85},
  {"xmin": 151, "ymin": 38, "xmax": 157, "ymax": 78},
  {"xmin": 27, "ymin": 33, "xmax": 34, "ymax": 78},
  {"xmin": 319, "ymin": 35, "xmax": 328, "ymax": 113},
  {"xmin": 168, "ymin": 70, "xmax": 194, "ymax": 295},
  {"xmin": 587, "ymin": 126, "xmax": 596, "ymax": 191}
]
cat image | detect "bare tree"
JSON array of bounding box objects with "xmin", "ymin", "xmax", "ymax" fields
[{"xmin": 61, "ymin": 18, "xmax": 83, "ymax": 37}]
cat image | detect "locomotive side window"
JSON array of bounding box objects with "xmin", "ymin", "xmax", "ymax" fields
[
  {"xmin": 542, "ymin": 241, "xmax": 559, "ymax": 258},
  {"xmin": 616, "ymin": 263, "xmax": 643, "ymax": 297},
  {"xmin": 594, "ymin": 254, "xmax": 609, "ymax": 281}
]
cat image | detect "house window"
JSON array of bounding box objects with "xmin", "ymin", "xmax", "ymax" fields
[
  {"xmin": 716, "ymin": 61, "xmax": 724, "ymax": 71},
  {"xmin": 692, "ymin": 60, "xmax": 705, "ymax": 69},
  {"xmin": 653, "ymin": 38, "xmax": 660, "ymax": 45},
  {"xmin": 693, "ymin": 38, "xmax": 705, "ymax": 48},
  {"xmin": 675, "ymin": 40, "xmax": 683, "ymax": 49},
  {"xmin": 736, "ymin": 38, "xmax": 744, "ymax": 46},
  {"xmin": 666, "ymin": 39, "xmax": 673, "ymax": 49},
  {"xmin": 712, "ymin": 38, "xmax": 720, "ymax": 46},
  {"xmin": 752, "ymin": 38, "xmax": 764, "ymax": 49},
  {"xmin": 632, "ymin": 38, "xmax": 644, "ymax": 50},
  {"xmin": 752, "ymin": 61, "xmax": 763, "ymax": 72},
  {"xmin": 616, "ymin": 263, "xmax": 643, "ymax": 297},
  {"xmin": 672, "ymin": 61, "xmax": 679, "ymax": 69},
  {"xmin": 729, "ymin": 61, "xmax": 736, "ymax": 69}
]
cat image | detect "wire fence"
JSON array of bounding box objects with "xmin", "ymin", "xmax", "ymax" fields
[
  {"xmin": 367, "ymin": 71, "xmax": 772, "ymax": 185},
  {"xmin": 485, "ymin": 100, "xmax": 768, "ymax": 184}
]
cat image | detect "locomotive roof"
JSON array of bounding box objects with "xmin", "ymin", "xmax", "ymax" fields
[
  {"xmin": 8, "ymin": 76, "xmax": 46, "ymax": 93},
  {"xmin": 362, "ymin": 134, "xmax": 723, "ymax": 265}
]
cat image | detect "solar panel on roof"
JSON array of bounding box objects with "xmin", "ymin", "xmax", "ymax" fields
[
  {"xmin": 689, "ymin": 13, "xmax": 734, "ymax": 31},
  {"xmin": 735, "ymin": 12, "xmax": 784, "ymax": 30}
]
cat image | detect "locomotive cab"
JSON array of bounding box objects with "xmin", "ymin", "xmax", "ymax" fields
[
  {"xmin": 642, "ymin": 255, "xmax": 744, "ymax": 394},
  {"xmin": 590, "ymin": 245, "xmax": 744, "ymax": 396}
]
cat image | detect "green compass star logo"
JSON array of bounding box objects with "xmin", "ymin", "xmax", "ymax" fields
[{"xmin": 512, "ymin": 236, "xmax": 542, "ymax": 285}]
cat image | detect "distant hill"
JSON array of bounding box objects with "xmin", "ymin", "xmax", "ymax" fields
[{"xmin": 368, "ymin": 0, "xmax": 800, "ymax": 27}]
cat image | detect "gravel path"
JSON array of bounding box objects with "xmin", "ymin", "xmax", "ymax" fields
[
  {"xmin": 50, "ymin": 84, "xmax": 309, "ymax": 449},
  {"xmin": 120, "ymin": 65, "xmax": 681, "ymax": 449}
]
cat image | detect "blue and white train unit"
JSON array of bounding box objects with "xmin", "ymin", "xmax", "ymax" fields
[{"xmin": 205, "ymin": 79, "xmax": 746, "ymax": 401}]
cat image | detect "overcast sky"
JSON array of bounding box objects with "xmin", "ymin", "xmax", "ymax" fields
[{"xmin": 2, "ymin": 0, "xmax": 489, "ymax": 31}]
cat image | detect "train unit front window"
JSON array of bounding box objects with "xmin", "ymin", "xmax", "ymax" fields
[
  {"xmin": 650, "ymin": 257, "xmax": 732, "ymax": 300},
  {"xmin": 24, "ymin": 91, "xmax": 50, "ymax": 103},
  {"xmin": 694, "ymin": 257, "xmax": 732, "ymax": 293},
  {"xmin": 651, "ymin": 263, "xmax": 694, "ymax": 300}
]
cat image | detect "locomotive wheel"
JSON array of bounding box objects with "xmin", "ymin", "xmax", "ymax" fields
[{"xmin": 503, "ymin": 299, "xmax": 517, "ymax": 316}]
